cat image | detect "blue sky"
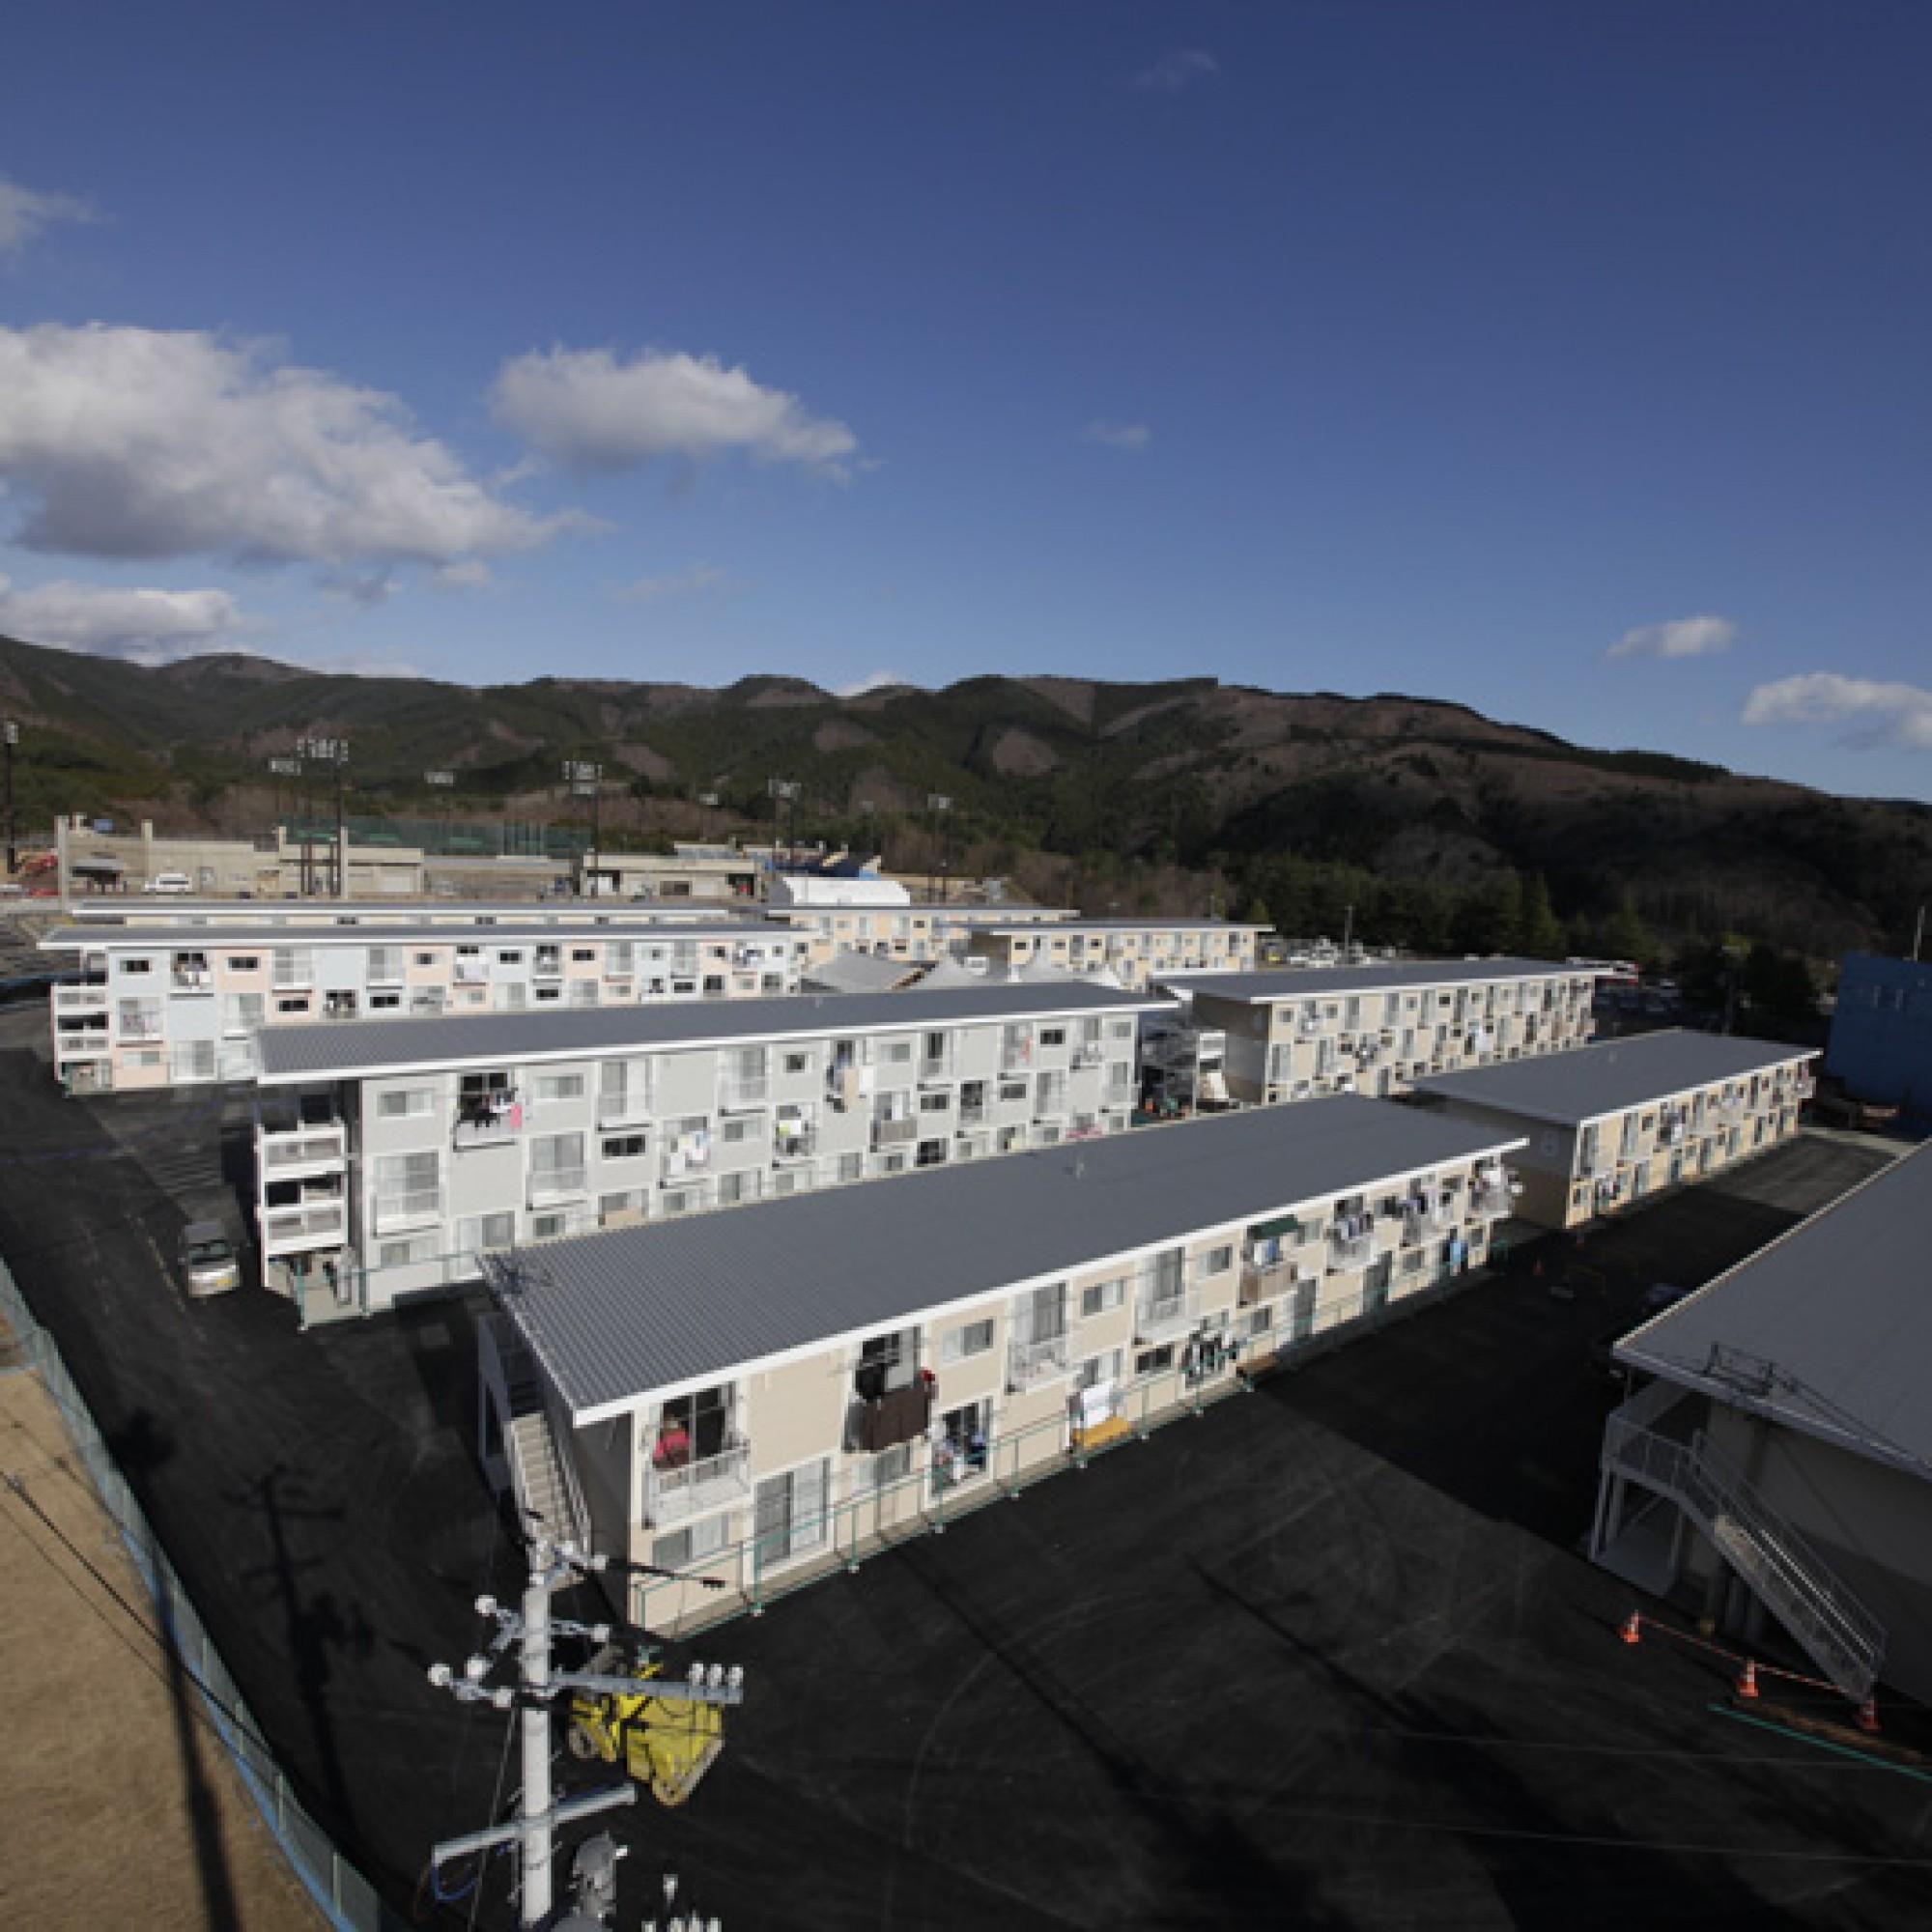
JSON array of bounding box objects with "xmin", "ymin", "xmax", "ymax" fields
[{"xmin": 2, "ymin": 2, "xmax": 1928, "ymax": 800}]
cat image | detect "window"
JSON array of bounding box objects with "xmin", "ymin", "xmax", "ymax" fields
[
  {"xmin": 530, "ymin": 1132, "xmax": 586, "ymax": 1197},
  {"xmin": 413, "ymin": 952, "xmax": 438, "ymax": 968},
  {"xmin": 600, "ymin": 1058, "xmax": 651, "ymax": 1122},
  {"xmin": 940, "ymin": 1318, "xmax": 995, "ymax": 1363},
  {"xmin": 753, "ymin": 1461, "xmax": 828, "ymax": 1564},
  {"xmin": 933, "ymin": 1401, "xmax": 991, "ymax": 1489},
  {"xmin": 876, "ymin": 1038, "xmax": 914, "ymax": 1065},
  {"xmin": 497, "ymin": 950, "xmax": 525, "ymax": 966},
  {"xmin": 1040, "ymin": 1027, "xmax": 1065, "ymax": 1048},
  {"xmin": 1196, "ymin": 1244, "xmax": 1234, "ymax": 1280},
  {"xmin": 722, "ymin": 1115, "xmax": 762, "ymax": 1146},
  {"xmin": 379, "ymin": 1235, "xmax": 435, "ymax": 1268},
  {"xmin": 122, "ymin": 958, "xmax": 153, "ymax": 976},
  {"xmin": 572, "ymin": 948, "xmax": 596, "ymax": 963},
  {"xmin": 1080, "ymin": 1277, "xmax": 1124, "ymax": 1320},
  {"xmin": 456, "ymin": 1211, "xmax": 516, "ymax": 1259},
  {"xmin": 834, "ymin": 1152, "xmax": 865, "ymax": 1184},
  {"xmin": 170, "ymin": 1040, "xmax": 216, "ymax": 1083},
  {"xmin": 855, "ymin": 1329, "xmax": 920, "ymax": 1396},
  {"xmin": 717, "ymin": 1170, "xmax": 762, "ymax": 1207},
  {"xmin": 378, "ymin": 1087, "xmax": 434, "ymax": 1119},
  {"xmin": 221, "ymin": 992, "xmax": 264, "ymax": 1034},
  {"xmin": 601, "ymin": 1133, "xmax": 647, "ymax": 1160},
  {"xmin": 599, "ymin": 1190, "xmax": 646, "ymax": 1228},
  {"xmin": 275, "ymin": 996, "xmax": 310, "ymax": 1015},
  {"xmin": 533, "ymin": 1070, "xmax": 585, "ymax": 1102},
  {"xmin": 1072, "ymin": 1347, "xmax": 1123, "ymax": 1393},
  {"xmin": 652, "ymin": 1511, "xmax": 734, "ymax": 1572},
  {"xmin": 1135, "ymin": 1344, "xmax": 1175, "ymax": 1375},
  {"xmin": 369, "ymin": 990, "xmax": 402, "ymax": 1011},
  {"xmin": 228, "ymin": 955, "xmax": 260, "ymax": 973},
  {"xmin": 530, "ymin": 1209, "xmax": 580, "ymax": 1241},
  {"xmin": 783, "ymin": 1049, "xmax": 812, "ymax": 1075},
  {"xmin": 918, "ymin": 1090, "xmax": 951, "ymax": 1114},
  {"xmin": 375, "ymin": 1151, "xmax": 440, "ymax": 1222},
  {"xmin": 998, "ymin": 1077, "xmax": 1029, "ymax": 1104}
]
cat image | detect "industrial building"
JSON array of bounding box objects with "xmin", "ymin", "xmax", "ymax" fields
[
  {"xmin": 251, "ymin": 980, "xmax": 1160, "ymax": 1321},
  {"xmin": 1408, "ymin": 1031, "xmax": 1814, "ymax": 1229},
  {"xmin": 1826, "ymin": 952, "xmax": 1932, "ymax": 1122},
  {"xmin": 1154, "ymin": 958, "xmax": 1602, "ymax": 1106},
  {"xmin": 40, "ymin": 918, "xmax": 809, "ymax": 1094},
  {"xmin": 1591, "ymin": 1143, "xmax": 1931, "ymax": 1709},
  {"xmin": 477, "ymin": 1096, "xmax": 1527, "ymax": 1632}
]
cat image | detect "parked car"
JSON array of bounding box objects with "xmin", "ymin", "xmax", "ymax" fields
[
  {"xmin": 144, "ymin": 871, "xmax": 193, "ymax": 895},
  {"xmin": 179, "ymin": 1221, "xmax": 242, "ymax": 1297}
]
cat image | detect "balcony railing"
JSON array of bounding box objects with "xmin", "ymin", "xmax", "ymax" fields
[
  {"xmin": 118, "ymin": 1011, "xmax": 165, "ymax": 1042},
  {"xmin": 773, "ymin": 1129, "xmax": 816, "ymax": 1163},
  {"xmin": 1239, "ymin": 1257, "xmax": 1295, "ymax": 1305},
  {"xmin": 1330, "ymin": 1230, "xmax": 1373, "ymax": 1267},
  {"xmin": 373, "ymin": 1187, "xmax": 441, "ymax": 1233},
  {"xmin": 918, "ymin": 1059, "xmax": 953, "ymax": 1085},
  {"xmin": 53, "ymin": 984, "xmax": 110, "ymax": 1015},
  {"xmin": 454, "ymin": 1108, "xmax": 524, "ymax": 1150},
  {"xmin": 170, "ymin": 967, "xmax": 213, "ymax": 992},
  {"xmin": 1472, "ymin": 1177, "xmax": 1516, "ymax": 1219},
  {"xmin": 720, "ymin": 1079, "xmax": 771, "ymax": 1111},
  {"xmin": 871, "ymin": 1116, "xmax": 918, "ymax": 1150},
  {"xmin": 260, "ymin": 1200, "xmax": 347, "ymax": 1254},
  {"xmin": 259, "ymin": 1123, "xmax": 347, "ymax": 1174},
  {"xmin": 1008, "ymin": 1332, "xmax": 1070, "ymax": 1390},
  {"xmin": 528, "ymin": 1165, "xmax": 588, "ymax": 1206},
  {"xmin": 647, "ymin": 1439, "xmax": 753, "ymax": 1525},
  {"xmin": 1135, "ymin": 1287, "xmax": 1200, "ymax": 1343}
]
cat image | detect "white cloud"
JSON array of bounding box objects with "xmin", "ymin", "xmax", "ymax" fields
[
  {"xmin": 614, "ymin": 562, "xmax": 726, "ymax": 604},
  {"xmin": 1742, "ymin": 673, "xmax": 1932, "ymax": 752},
  {"xmin": 492, "ymin": 346, "xmax": 859, "ymax": 478},
  {"xmin": 0, "ymin": 573, "xmax": 246, "ymax": 661},
  {"xmin": 0, "ymin": 178, "xmax": 97, "ymax": 265},
  {"xmin": 1080, "ymin": 419, "xmax": 1151, "ymax": 451},
  {"xmin": 0, "ymin": 323, "xmax": 578, "ymax": 569},
  {"xmin": 1133, "ymin": 49, "xmax": 1219, "ymax": 93},
  {"xmin": 1605, "ymin": 614, "xmax": 1738, "ymax": 662}
]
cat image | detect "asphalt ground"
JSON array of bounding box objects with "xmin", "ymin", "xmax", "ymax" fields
[{"xmin": 1, "ymin": 1000, "xmax": 1925, "ymax": 1931}]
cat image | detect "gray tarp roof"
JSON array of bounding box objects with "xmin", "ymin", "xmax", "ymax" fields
[
  {"xmin": 1616, "ymin": 1144, "xmax": 1932, "ymax": 1477},
  {"xmin": 258, "ymin": 980, "xmax": 1167, "ymax": 1084},
  {"xmin": 486, "ymin": 1096, "xmax": 1524, "ymax": 1421},
  {"xmin": 1411, "ymin": 1030, "xmax": 1814, "ymax": 1127},
  {"xmin": 41, "ymin": 918, "xmax": 790, "ymax": 952}
]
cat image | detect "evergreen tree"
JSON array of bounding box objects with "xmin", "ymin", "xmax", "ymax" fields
[{"xmin": 1520, "ymin": 873, "xmax": 1568, "ymax": 959}]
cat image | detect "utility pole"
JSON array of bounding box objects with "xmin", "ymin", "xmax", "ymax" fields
[
  {"xmin": 294, "ymin": 737, "xmax": 349, "ymax": 896},
  {"xmin": 425, "ymin": 769, "xmax": 455, "ymax": 870},
  {"xmin": 267, "ymin": 756, "xmax": 300, "ymax": 894},
  {"xmin": 1913, "ymin": 906, "xmax": 1926, "ymax": 964},
  {"xmin": 926, "ymin": 794, "xmax": 952, "ymax": 905},
  {"xmin": 428, "ymin": 1526, "xmax": 743, "ymax": 1930},
  {"xmin": 563, "ymin": 761, "xmax": 603, "ymax": 896},
  {"xmin": 3, "ymin": 719, "xmax": 18, "ymax": 878}
]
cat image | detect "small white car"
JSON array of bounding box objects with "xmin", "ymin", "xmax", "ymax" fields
[
  {"xmin": 180, "ymin": 1221, "xmax": 242, "ymax": 1297},
  {"xmin": 144, "ymin": 872, "xmax": 193, "ymax": 895}
]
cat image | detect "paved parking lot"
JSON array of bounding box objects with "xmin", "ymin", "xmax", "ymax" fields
[{"xmin": 1, "ymin": 1000, "xmax": 1922, "ymax": 1930}]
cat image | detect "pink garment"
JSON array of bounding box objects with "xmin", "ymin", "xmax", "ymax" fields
[{"xmin": 509, "ymin": 1102, "xmax": 524, "ymax": 1130}]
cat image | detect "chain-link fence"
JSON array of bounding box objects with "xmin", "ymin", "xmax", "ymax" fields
[{"xmin": 0, "ymin": 1257, "xmax": 406, "ymax": 1930}]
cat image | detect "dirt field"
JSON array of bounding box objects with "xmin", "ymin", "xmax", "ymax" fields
[{"xmin": 0, "ymin": 1354, "xmax": 322, "ymax": 1931}]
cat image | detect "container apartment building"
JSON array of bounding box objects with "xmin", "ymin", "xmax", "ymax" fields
[
  {"xmin": 1592, "ymin": 1144, "xmax": 1932, "ymax": 1709},
  {"xmin": 963, "ymin": 918, "xmax": 1267, "ymax": 990},
  {"xmin": 252, "ymin": 981, "xmax": 1160, "ymax": 1320},
  {"xmin": 1160, "ymin": 959, "xmax": 1602, "ymax": 1107},
  {"xmin": 1408, "ymin": 1031, "xmax": 1816, "ymax": 1229},
  {"xmin": 477, "ymin": 1097, "xmax": 1527, "ymax": 1633},
  {"xmin": 42, "ymin": 918, "xmax": 807, "ymax": 1094}
]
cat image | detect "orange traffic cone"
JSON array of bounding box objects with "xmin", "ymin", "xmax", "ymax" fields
[
  {"xmin": 1619, "ymin": 1611, "xmax": 1641, "ymax": 1646},
  {"xmin": 1856, "ymin": 1695, "xmax": 1880, "ymax": 1735},
  {"xmin": 1735, "ymin": 1659, "xmax": 1759, "ymax": 1700}
]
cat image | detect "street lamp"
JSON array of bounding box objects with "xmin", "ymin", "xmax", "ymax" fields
[
  {"xmin": 297, "ymin": 736, "xmax": 350, "ymax": 897},
  {"xmin": 3, "ymin": 719, "xmax": 19, "ymax": 878},
  {"xmin": 562, "ymin": 760, "xmax": 602, "ymax": 895},
  {"xmin": 425, "ymin": 769, "xmax": 455, "ymax": 862},
  {"xmin": 926, "ymin": 794, "xmax": 952, "ymax": 905}
]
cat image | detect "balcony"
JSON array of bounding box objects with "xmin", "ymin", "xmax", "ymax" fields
[
  {"xmin": 1239, "ymin": 1256, "xmax": 1296, "ymax": 1306},
  {"xmin": 258, "ymin": 1121, "xmax": 347, "ymax": 1179},
  {"xmin": 720, "ymin": 1078, "xmax": 771, "ymax": 1111},
  {"xmin": 1008, "ymin": 1332, "xmax": 1070, "ymax": 1390},
  {"xmin": 647, "ymin": 1438, "xmax": 753, "ymax": 1526},
  {"xmin": 528, "ymin": 1165, "xmax": 588, "ymax": 1207},
  {"xmin": 1472, "ymin": 1173, "xmax": 1518, "ymax": 1219},
  {"xmin": 453, "ymin": 961, "xmax": 490, "ymax": 985},
  {"xmin": 918, "ymin": 1059, "xmax": 953, "ymax": 1086},
  {"xmin": 454, "ymin": 1103, "xmax": 524, "ymax": 1150},
  {"xmin": 53, "ymin": 982, "xmax": 110, "ymax": 1016},
  {"xmin": 773, "ymin": 1126, "xmax": 816, "ymax": 1163},
  {"xmin": 871, "ymin": 1116, "xmax": 918, "ymax": 1151},
  {"xmin": 260, "ymin": 1198, "xmax": 347, "ymax": 1257},
  {"xmin": 1330, "ymin": 1230, "xmax": 1373, "ymax": 1268},
  {"xmin": 170, "ymin": 966, "xmax": 213, "ymax": 992},
  {"xmin": 1135, "ymin": 1287, "xmax": 1200, "ymax": 1343},
  {"xmin": 373, "ymin": 1187, "xmax": 441, "ymax": 1234},
  {"xmin": 117, "ymin": 1010, "xmax": 166, "ymax": 1043},
  {"xmin": 1072, "ymin": 1042, "xmax": 1105, "ymax": 1069}
]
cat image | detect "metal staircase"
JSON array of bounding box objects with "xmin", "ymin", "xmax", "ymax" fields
[
  {"xmin": 1603, "ymin": 1407, "xmax": 1886, "ymax": 1700},
  {"xmin": 487, "ymin": 1315, "xmax": 592, "ymax": 1554}
]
